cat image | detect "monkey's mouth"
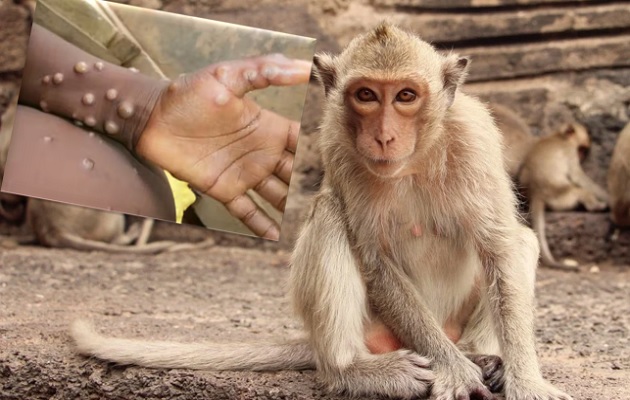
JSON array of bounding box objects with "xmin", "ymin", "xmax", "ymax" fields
[{"xmin": 362, "ymin": 155, "xmax": 409, "ymax": 177}]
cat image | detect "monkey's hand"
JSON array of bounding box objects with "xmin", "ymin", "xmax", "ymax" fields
[
  {"xmin": 138, "ymin": 55, "xmax": 311, "ymax": 240},
  {"xmin": 503, "ymin": 377, "xmax": 573, "ymax": 400},
  {"xmin": 431, "ymin": 359, "xmax": 496, "ymax": 400}
]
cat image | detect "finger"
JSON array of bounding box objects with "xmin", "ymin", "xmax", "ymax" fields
[
  {"xmin": 211, "ymin": 54, "xmax": 312, "ymax": 98},
  {"xmin": 275, "ymin": 150, "xmax": 294, "ymax": 185},
  {"xmin": 255, "ymin": 175, "xmax": 289, "ymax": 212},
  {"xmin": 258, "ymin": 57, "xmax": 312, "ymax": 87},
  {"xmin": 286, "ymin": 120, "xmax": 300, "ymax": 153},
  {"xmin": 224, "ymin": 194, "xmax": 280, "ymax": 240}
]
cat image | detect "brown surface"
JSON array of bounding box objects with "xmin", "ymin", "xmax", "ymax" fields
[{"xmin": 0, "ymin": 245, "xmax": 629, "ymax": 400}]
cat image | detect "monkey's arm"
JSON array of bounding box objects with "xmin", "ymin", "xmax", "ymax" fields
[
  {"xmin": 3, "ymin": 106, "xmax": 176, "ymax": 221},
  {"xmin": 358, "ymin": 248, "xmax": 493, "ymax": 399},
  {"xmin": 20, "ymin": 24, "xmax": 166, "ymax": 151},
  {"xmin": 362, "ymin": 251, "xmax": 467, "ymax": 363},
  {"xmin": 471, "ymin": 182, "xmax": 571, "ymax": 399},
  {"xmin": 290, "ymin": 192, "xmax": 434, "ymax": 398},
  {"xmin": 567, "ymin": 157, "xmax": 609, "ymax": 206}
]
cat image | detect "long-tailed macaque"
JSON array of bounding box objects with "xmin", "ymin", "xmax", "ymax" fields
[
  {"xmin": 71, "ymin": 24, "xmax": 572, "ymax": 400},
  {"xmin": 608, "ymin": 122, "xmax": 630, "ymax": 227},
  {"xmin": 23, "ymin": 198, "xmax": 216, "ymax": 254},
  {"xmin": 0, "ymin": 96, "xmax": 26, "ymax": 222},
  {"xmin": 489, "ymin": 104, "xmax": 537, "ymax": 178},
  {"xmin": 490, "ymin": 105, "xmax": 607, "ymax": 270},
  {"xmin": 519, "ymin": 123, "xmax": 608, "ymax": 270}
]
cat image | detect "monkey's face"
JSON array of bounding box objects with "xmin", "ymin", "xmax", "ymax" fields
[
  {"xmin": 562, "ymin": 123, "xmax": 591, "ymax": 161},
  {"xmin": 344, "ymin": 78, "xmax": 427, "ymax": 177}
]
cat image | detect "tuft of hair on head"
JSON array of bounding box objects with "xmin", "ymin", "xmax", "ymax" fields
[{"xmin": 372, "ymin": 21, "xmax": 394, "ymax": 44}]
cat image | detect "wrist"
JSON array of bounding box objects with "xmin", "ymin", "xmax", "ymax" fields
[{"xmin": 20, "ymin": 24, "xmax": 170, "ymax": 151}]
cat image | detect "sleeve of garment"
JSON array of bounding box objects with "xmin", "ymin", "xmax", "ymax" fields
[
  {"xmin": 19, "ymin": 23, "xmax": 169, "ymax": 152},
  {"xmin": 2, "ymin": 105, "xmax": 177, "ymax": 222}
]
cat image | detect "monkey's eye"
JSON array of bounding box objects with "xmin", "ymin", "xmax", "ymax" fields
[
  {"xmin": 356, "ymin": 88, "xmax": 377, "ymax": 102},
  {"xmin": 396, "ymin": 89, "xmax": 417, "ymax": 102}
]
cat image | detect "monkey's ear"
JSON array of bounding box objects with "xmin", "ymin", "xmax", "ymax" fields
[
  {"xmin": 442, "ymin": 54, "xmax": 470, "ymax": 108},
  {"xmin": 562, "ymin": 124, "xmax": 576, "ymax": 137},
  {"xmin": 313, "ymin": 53, "xmax": 337, "ymax": 96}
]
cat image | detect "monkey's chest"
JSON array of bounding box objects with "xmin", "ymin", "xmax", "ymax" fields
[{"xmin": 390, "ymin": 220, "xmax": 482, "ymax": 326}]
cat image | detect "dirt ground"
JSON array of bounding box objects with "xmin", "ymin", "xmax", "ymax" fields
[{"xmin": 0, "ymin": 245, "xmax": 629, "ymax": 400}]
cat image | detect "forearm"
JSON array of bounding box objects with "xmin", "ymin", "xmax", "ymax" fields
[
  {"xmin": 3, "ymin": 106, "xmax": 176, "ymax": 221},
  {"xmin": 363, "ymin": 254, "xmax": 463, "ymax": 364},
  {"xmin": 20, "ymin": 24, "xmax": 168, "ymax": 151}
]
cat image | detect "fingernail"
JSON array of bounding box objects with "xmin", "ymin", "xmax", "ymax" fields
[{"xmin": 265, "ymin": 227, "xmax": 280, "ymax": 241}]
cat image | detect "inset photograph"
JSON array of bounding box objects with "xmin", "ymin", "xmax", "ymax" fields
[{"xmin": 1, "ymin": 0, "xmax": 315, "ymax": 240}]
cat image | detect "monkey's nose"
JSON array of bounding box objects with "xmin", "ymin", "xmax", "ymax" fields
[{"xmin": 375, "ymin": 136, "xmax": 394, "ymax": 151}]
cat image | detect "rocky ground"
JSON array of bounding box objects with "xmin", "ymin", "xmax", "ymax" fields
[{"xmin": 0, "ymin": 245, "xmax": 629, "ymax": 400}]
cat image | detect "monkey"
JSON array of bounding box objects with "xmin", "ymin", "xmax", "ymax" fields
[
  {"xmin": 519, "ymin": 123, "xmax": 608, "ymax": 270},
  {"xmin": 23, "ymin": 197, "xmax": 215, "ymax": 254},
  {"xmin": 487, "ymin": 105, "xmax": 603, "ymax": 270},
  {"xmin": 70, "ymin": 24, "xmax": 572, "ymax": 400},
  {"xmin": 0, "ymin": 95, "xmax": 27, "ymax": 222},
  {"xmin": 608, "ymin": 122, "xmax": 630, "ymax": 227},
  {"xmin": 488, "ymin": 103, "xmax": 537, "ymax": 179}
]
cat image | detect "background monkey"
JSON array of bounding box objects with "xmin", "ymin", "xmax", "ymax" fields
[
  {"xmin": 0, "ymin": 96, "xmax": 26, "ymax": 222},
  {"xmin": 71, "ymin": 24, "xmax": 571, "ymax": 400},
  {"xmin": 18, "ymin": 198, "xmax": 215, "ymax": 254},
  {"xmin": 519, "ymin": 123, "xmax": 608, "ymax": 270},
  {"xmin": 608, "ymin": 122, "xmax": 630, "ymax": 227},
  {"xmin": 490, "ymin": 105, "xmax": 607, "ymax": 270},
  {"xmin": 489, "ymin": 103, "xmax": 537, "ymax": 179}
]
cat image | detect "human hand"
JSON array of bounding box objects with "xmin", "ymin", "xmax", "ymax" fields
[{"xmin": 137, "ymin": 54, "xmax": 312, "ymax": 240}]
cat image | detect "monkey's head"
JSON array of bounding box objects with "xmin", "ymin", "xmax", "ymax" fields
[
  {"xmin": 313, "ymin": 22, "xmax": 470, "ymax": 178},
  {"xmin": 560, "ymin": 123, "xmax": 591, "ymax": 161}
]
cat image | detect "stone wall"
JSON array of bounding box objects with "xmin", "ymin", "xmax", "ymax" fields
[{"xmin": 1, "ymin": 0, "xmax": 628, "ymax": 264}]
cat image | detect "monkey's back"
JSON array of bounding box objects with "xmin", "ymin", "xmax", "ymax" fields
[{"xmin": 608, "ymin": 123, "xmax": 630, "ymax": 225}]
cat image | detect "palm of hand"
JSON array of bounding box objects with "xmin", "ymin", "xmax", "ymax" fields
[{"xmin": 138, "ymin": 54, "xmax": 308, "ymax": 238}]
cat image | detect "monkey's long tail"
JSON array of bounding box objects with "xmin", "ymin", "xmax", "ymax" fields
[
  {"xmin": 530, "ymin": 197, "xmax": 578, "ymax": 271},
  {"xmin": 70, "ymin": 320, "xmax": 315, "ymax": 371}
]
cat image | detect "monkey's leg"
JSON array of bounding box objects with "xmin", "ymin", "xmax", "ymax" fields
[
  {"xmin": 111, "ymin": 222, "xmax": 142, "ymax": 245},
  {"xmin": 356, "ymin": 252, "xmax": 492, "ymax": 400},
  {"xmin": 479, "ymin": 224, "xmax": 572, "ymax": 400},
  {"xmin": 546, "ymin": 186, "xmax": 606, "ymax": 212},
  {"xmin": 569, "ymin": 169, "xmax": 609, "ymax": 206},
  {"xmin": 291, "ymin": 195, "xmax": 433, "ymax": 399},
  {"xmin": 111, "ymin": 218, "xmax": 154, "ymax": 245},
  {"xmin": 530, "ymin": 197, "xmax": 579, "ymax": 271},
  {"xmin": 135, "ymin": 218, "xmax": 154, "ymax": 245}
]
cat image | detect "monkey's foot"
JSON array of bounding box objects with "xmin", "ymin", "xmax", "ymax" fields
[
  {"xmin": 431, "ymin": 360, "xmax": 496, "ymax": 400},
  {"xmin": 328, "ymin": 350, "xmax": 433, "ymax": 400},
  {"xmin": 467, "ymin": 354, "xmax": 504, "ymax": 393},
  {"xmin": 504, "ymin": 379, "xmax": 572, "ymax": 400}
]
